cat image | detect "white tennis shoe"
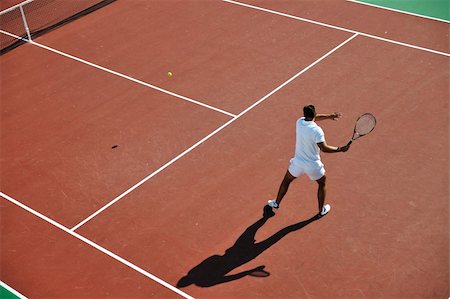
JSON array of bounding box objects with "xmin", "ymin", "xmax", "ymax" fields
[
  {"xmin": 267, "ymin": 199, "xmax": 279, "ymax": 210},
  {"xmin": 320, "ymin": 204, "xmax": 331, "ymax": 216}
]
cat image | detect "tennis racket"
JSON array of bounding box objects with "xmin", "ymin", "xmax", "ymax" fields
[{"xmin": 347, "ymin": 113, "xmax": 376, "ymax": 145}]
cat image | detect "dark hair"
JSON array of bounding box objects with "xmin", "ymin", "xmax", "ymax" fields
[{"xmin": 303, "ymin": 104, "xmax": 316, "ymax": 119}]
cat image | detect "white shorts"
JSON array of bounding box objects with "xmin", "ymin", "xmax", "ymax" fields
[{"xmin": 288, "ymin": 158, "xmax": 325, "ymax": 181}]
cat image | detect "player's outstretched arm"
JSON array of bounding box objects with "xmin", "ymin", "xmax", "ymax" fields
[{"xmin": 315, "ymin": 112, "xmax": 342, "ymax": 121}]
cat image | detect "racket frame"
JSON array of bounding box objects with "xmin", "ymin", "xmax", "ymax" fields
[{"xmin": 347, "ymin": 112, "xmax": 376, "ymax": 145}]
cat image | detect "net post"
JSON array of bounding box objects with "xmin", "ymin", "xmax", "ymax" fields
[{"xmin": 19, "ymin": 5, "xmax": 32, "ymax": 41}]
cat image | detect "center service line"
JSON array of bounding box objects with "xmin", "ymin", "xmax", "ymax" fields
[{"xmin": 72, "ymin": 33, "xmax": 359, "ymax": 231}]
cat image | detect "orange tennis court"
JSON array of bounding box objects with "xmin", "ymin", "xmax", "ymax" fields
[{"xmin": 1, "ymin": 1, "xmax": 448, "ymax": 298}]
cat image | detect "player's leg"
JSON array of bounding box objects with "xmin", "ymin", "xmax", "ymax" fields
[
  {"xmin": 268, "ymin": 159, "xmax": 301, "ymax": 210},
  {"xmin": 316, "ymin": 175, "xmax": 326, "ymax": 212},
  {"xmin": 305, "ymin": 161, "xmax": 330, "ymax": 216},
  {"xmin": 316, "ymin": 175, "xmax": 331, "ymax": 216},
  {"xmin": 268, "ymin": 170, "xmax": 296, "ymax": 209},
  {"xmin": 275, "ymin": 170, "xmax": 296, "ymax": 205}
]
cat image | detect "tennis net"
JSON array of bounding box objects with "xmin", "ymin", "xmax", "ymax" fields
[{"xmin": 0, "ymin": 0, "xmax": 115, "ymax": 54}]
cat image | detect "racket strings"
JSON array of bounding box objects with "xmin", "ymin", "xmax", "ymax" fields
[{"xmin": 355, "ymin": 114, "xmax": 376, "ymax": 135}]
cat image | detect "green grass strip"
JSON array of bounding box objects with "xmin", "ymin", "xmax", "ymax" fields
[
  {"xmin": 0, "ymin": 285, "xmax": 21, "ymax": 299},
  {"xmin": 356, "ymin": 0, "xmax": 449, "ymax": 21},
  {"xmin": 0, "ymin": 281, "xmax": 25, "ymax": 299}
]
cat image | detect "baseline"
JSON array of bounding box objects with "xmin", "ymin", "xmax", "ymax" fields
[{"xmin": 222, "ymin": 0, "xmax": 450, "ymax": 57}]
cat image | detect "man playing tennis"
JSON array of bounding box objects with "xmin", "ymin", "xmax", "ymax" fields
[{"xmin": 268, "ymin": 104, "xmax": 351, "ymax": 217}]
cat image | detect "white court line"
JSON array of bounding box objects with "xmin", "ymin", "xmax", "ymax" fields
[
  {"xmin": 347, "ymin": 0, "xmax": 450, "ymax": 24},
  {"xmin": 0, "ymin": 0, "xmax": 33, "ymax": 16},
  {"xmin": 222, "ymin": 0, "xmax": 450, "ymax": 57},
  {"xmin": 0, "ymin": 280, "xmax": 27, "ymax": 299},
  {"xmin": 0, "ymin": 3, "xmax": 441, "ymax": 295},
  {"xmin": 0, "ymin": 30, "xmax": 236, "ymax": 118},
  {"xmin": 71, "ymin": 33, "xmax": 359, "ymax": 231},
  {"xmin": 0, "ymin": 192, "xmax": 195, "ymax": 299}
]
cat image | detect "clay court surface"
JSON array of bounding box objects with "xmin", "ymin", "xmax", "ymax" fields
[{"xmin": 1, "ymin": 1, "xmax": 449, "ymax": 298}]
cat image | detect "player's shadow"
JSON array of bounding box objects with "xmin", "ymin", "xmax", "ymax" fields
[{"xmin": 177, "ymin": 206, "xmax": 320, "ymax": 288}]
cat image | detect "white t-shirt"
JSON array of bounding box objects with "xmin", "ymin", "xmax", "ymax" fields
[{"xmin": 294, "ymin": 117, "xmax": 325, "ymax": 165}]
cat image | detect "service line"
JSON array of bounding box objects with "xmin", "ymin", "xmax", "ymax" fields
[{"xmin": 0, "ymin": 30, "xmax": 236, "ymax": 118}]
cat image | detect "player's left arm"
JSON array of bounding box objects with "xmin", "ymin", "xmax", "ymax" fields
[{"xmin": 315, "ymin": 112, "xmax": 342, "ymax": 121}]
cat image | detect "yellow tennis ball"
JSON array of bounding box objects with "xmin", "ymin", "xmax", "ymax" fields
[{"xmin": 167, "ymin": 71, "xmax": 173, "ymax": 77}]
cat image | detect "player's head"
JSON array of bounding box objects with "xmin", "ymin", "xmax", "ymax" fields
[{"xmin": 303, "ymin": 104, "xmax": 316, "ymax": 119}]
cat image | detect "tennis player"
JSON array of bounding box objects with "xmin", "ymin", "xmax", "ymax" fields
[{"xmin": 267, "ymin": 104, "xmax": 350, "ymax": 217}]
